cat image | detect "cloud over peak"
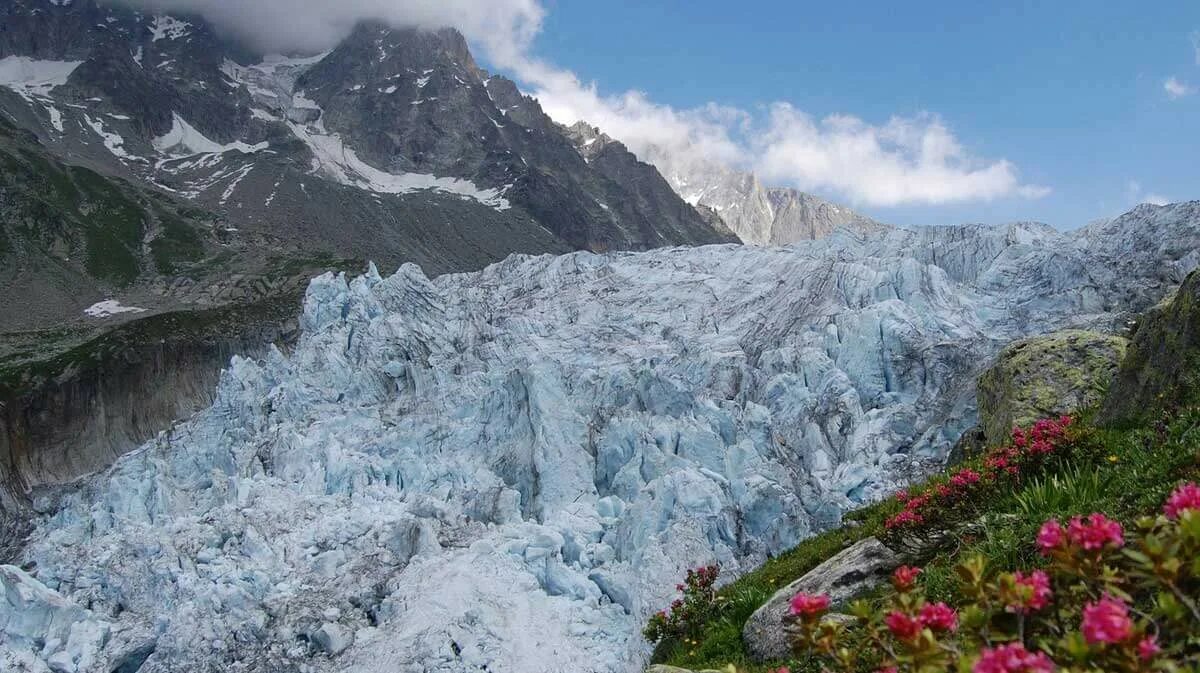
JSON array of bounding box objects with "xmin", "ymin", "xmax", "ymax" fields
[
  {"xmin": 118, "ymin": 0, "xmax": 1048, "ymax": 209},
  {"xmin": 114, "ymin": 0, "xmax": 544, "ymax": 59}
]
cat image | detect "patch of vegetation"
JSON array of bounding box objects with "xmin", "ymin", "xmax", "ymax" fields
[
  {"xmin": 651, "ymin": 405, "xmax": 1200, "ymax": 672},
  {"xmin": 0, "ymin": 293, "xmax": 303, "ymax": 401},
  {"xmin": 150, "ymin": 208, "xmax": 207, "ymax": 274}
]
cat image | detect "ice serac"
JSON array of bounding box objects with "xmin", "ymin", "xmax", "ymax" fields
[{"xmin": 7, "ymin": 203, "xmax": 1200, "ymax": 672}]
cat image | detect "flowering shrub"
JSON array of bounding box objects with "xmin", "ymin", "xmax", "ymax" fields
[
  {"xmin": 883, "ymin": 417, "xmax": 1076, "ymax": 547},
  {"xmin": 643, "ymin": 564, "xmax": 721, "ymax": 643},
  {"xmin": 787, "ymin": 481, "xmax": 1200, "ymax": 672}
]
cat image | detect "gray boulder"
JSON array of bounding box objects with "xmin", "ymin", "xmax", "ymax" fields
[
  {"xmin": 743, "ymin": 537, "xmax": 901, "ymax": 662},
  {"xmin": 977, "ymin": 330, "xmax": 1127, "ymax": 443}
]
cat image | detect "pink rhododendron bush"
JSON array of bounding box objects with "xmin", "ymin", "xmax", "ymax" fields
[
  {"xmin": 644, "ymin": 564, "xmax": 722, "ymax": 644},
  {"xmin": 787, "ymin": 482, "xmax": 1200, "ymax": 672},
  {"xmin": 883, "ymin": 417, "xmax": 1076, "ymax": 549}
]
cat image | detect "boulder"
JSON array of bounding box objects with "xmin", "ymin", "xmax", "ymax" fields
[
  {"xmin": 1099, "ymin": 270, "xmax": 1200, "ymax": 425},
  {"xmin": 743, "ymin": 537, "xmax": 901, "ymax": 661},
  {"xmin": 977, "ymin": 330, "xmax": 1127, "ymax": 443},
  {"xmin": 313, "ymin": 622, "xmax": 353, "ymax": 655}
]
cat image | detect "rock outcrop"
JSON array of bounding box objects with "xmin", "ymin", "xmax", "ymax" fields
[
  {"xmin": 0, "ymin": 297, "xmax": 299, "ymax": 513},
  {"xmin": 742, "ymin": 537, "xmax": 902, "ymax": 661},
  {"xmin": 976, "ymin": 330, "xmax": 1128, "ymax": 443},
  {"xmin": 1099, "ymin": 269, "xmax": 1200, "ymax": 425}
]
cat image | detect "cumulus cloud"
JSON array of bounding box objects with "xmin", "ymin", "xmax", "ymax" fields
[
  {"xmin": 522, "ymin": 66, "xmax": 1049, "ymax": 207},
  {"xmin": 1165, "ymin": 76, "xmax": 1196, "ymax": 100},
  {"xmin": 122, "ymin": 0, "xmax": 1047, "ymax": 207}
]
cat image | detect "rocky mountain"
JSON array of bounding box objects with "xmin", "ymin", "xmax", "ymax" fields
[
  {"xmin": 0, "ymin": 0, "xmax": 737, "ymax": 510},
  {"xmin": 2, "ymin": 202, "xmax": 1197, "ymax": 673},
  {"xmin": 634, "ymin": 140, "xmax": 888, "ymax": 245},
  {"xmin": 0, "ymin": 1, "xmax": 732, "ymax": 333}
]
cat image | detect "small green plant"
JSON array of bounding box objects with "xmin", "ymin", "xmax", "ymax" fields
[{"xmin": 1014, "ymin": 464, "xmax": 1111, "ymax": 520}]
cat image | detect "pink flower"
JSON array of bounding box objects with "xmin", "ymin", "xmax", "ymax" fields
[
  {"xmin": 1007, "ymin": 570, "xmax": 1052, "ymax": 614},
  {"xmin": 884, "ymin": 610, "xmax": 923, "ymax": 640},
  {"xmin": 891, "ymin": 565, "xmax": 922, "ymax": 592},
  {"xmin": 918, "ymin": 602, "xmax": 958, "ymax": 632},
  {"xmin": 1081, "ymin": 595, "xmax": 1134, "ymax": 644},
  {"xmin": 894, "ymin": 489, "xmax": 910, "ymax": 503},
  {"xmin": 788, "ymin": 592, "xmax": 830, "ymax": 618},
  {"xmin": 1067, "ymin": 514, "xmax": 1124, "ymax": 551},
  {"xmin": 1137, "ymin": 636, "xmax": 1160, "ymax": 661},
  {"xmin": 1164, "ymin": 482, "xmax": 1200, "ymax": 519},
  {"xmin": 876, "ymin": 668, "xmax": 898, "ymax": 673},
  {"xmin": 884, "ymin": 510, "xmax": 924, "ymax": 529},
  {"xmin": 951, "ymin": 468, "xmax": 982, "ymax": 487},
  {"xmin": 770, "ymin": 668, "xmax": 791, "ymax": 673},
  {"xmin": 973, "ymin": 643, "xmax": 1056, "ymax": 673},
  {"xmin": 1036, "ymin": 519, "xmax": 1066, "ymax": 554}
]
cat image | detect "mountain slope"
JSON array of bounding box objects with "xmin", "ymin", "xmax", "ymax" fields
[
  {"xmin": 2, "ymin": 202, "xmax": 1196, "ymax": 673},
  {"xmin": 0, "ymin": 0, "xmax": 732, "ymax": 275}
]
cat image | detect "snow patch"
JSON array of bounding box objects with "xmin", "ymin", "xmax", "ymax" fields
[
  {"xmin": 83, "ymin": 115, "xmax": 135, "ymax": 160},
  {"xmin": 0, "ymin": 57, "xmax": 81, "ymax": 99},
  {"xmin": 83, "ymin": 300, "xmax": 147, "ymax": 318},
  {"xmin": 150, "ymin": 15, "xmax": 191, "ymax": 42},
  {"xmin": 154, "ymin": 113, "xmax": 268, "ymax": 158}
]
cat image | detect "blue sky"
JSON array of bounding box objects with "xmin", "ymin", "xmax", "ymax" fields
[{"xmin": 512, "ymin": 1, "xmax": 1200, "ymax": 228}]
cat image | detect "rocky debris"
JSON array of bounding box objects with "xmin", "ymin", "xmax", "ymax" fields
[
  {"xmin": 1099, "ymin": 269, "xmax": 1200, "ymax": 425},
  {"xmin": 976, "ymin": 330, "xmax": 1128, "ymax": 443},
  {"xmin": 743, "ymin": 537, "xmax": 903, "ymax": 662},
  {"xmin": 313, "ymin": 622, "xmax": 353, "ymax": 655}
]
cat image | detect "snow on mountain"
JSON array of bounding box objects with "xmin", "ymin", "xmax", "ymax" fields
[{"xmin": 3, "ymin": 202, "xmax": 1197, "ymax": 673}]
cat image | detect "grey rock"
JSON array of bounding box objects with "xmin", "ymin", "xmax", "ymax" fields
[
  {"xmin": 977, "ymin": 330, "xmax": 1128, "ymax": 442},
  {"xmin": 743, "ymin": 537, "xmax": 901, "ymax": 662},
  {"xmin": 312, "ymin": 622, "xmax": 352, "ymax": 655},
  {"xmin": 1099, "ymin": 268, "xmax": 1200, "ymax": 425}
]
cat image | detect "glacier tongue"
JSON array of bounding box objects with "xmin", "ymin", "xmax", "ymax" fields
[{"xmin": 8, "ymin": 203, "xmax": 1200, "ymax": 672}]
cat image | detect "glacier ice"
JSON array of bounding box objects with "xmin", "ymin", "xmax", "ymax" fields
[{"xmin": 4, "ymin": 203, "xmax": 1199, "ymax": 672}]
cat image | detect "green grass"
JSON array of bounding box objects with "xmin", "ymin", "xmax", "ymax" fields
[
  {"xmin": 651, "ymin": 406, "xmax": 1200, "ymax": 672},
  {"xmin": 150, "ymin": 209, "xmax": 207, "ymax": 274}
]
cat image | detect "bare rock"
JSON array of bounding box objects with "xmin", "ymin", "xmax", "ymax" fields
[{"xmin": 743, "ymin": 537, "xmax": 901, "ymax": 662}]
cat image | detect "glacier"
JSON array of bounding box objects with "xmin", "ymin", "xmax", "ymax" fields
[{"xmin": 3, "ymin": 203, "xmax": 1199, "ymax": 673}]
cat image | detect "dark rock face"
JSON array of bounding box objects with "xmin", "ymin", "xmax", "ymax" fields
[
  {"xmin": 0, "ymin": 297, "xmax": 300, "ymax": 513},
  {"xmin": 1099, "ymin": 270, "xmax": 1200, "ymax": 425}
]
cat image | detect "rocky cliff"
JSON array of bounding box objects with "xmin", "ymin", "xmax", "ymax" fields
[{"xmin": 1099, "ymin": 269, "xmax": 1200, "ymax": 425}]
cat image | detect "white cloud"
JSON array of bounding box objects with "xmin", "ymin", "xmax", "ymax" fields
[
  {"xmin": 121, "ymin": 0, "xmax": 1048, "ymax": 207},
  {"xmin": 1127, "ymin": 180, "xmax": 1170, "ymax": 207},
  {"xmin": 514, "ymin": 56, "xmax": 1048, "ymax": 207},
  {"xmin": 1165, "ymin": 76, "xmax": 1195, "ymax": 99}
]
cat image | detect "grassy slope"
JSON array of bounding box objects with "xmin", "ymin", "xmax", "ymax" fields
[{"xmin": 652, "ymin": 409, "xmax": 1200, "ymax": 672}]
